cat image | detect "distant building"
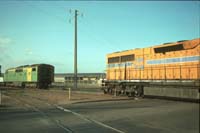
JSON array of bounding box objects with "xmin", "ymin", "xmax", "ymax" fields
[
  {"xmin": 65, "ymin": 73, "xmax": 106, "ymax": 83},
  {"xmin": 54, "ymin": 73, "xmax": 66, "ymax": 83},
  {"xmin": 54, "ymin": 73, "xmax": 106, "ymax": 84}
]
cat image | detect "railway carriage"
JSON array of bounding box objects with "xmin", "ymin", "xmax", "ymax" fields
[
  {"xmin": 103, "ymin": 38, "xmax": 200, "ymax": 101},
  {"xmin": 4, "ymin": 64, "xmax": 54, "ymax": 88}
]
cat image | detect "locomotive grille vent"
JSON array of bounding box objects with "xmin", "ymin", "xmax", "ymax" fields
[
  {"xmin": 108, "ymin": 54, "xmax": 135, "ymax": 64},
  {"xmin": 121, "ymin": 54, "xmax": 135, "ymax": 62},
  {"xmin": 154, "ymin": 44, "xmax": 184, "ymax": 53},
  {"xmin": 108, "ymin": 57, "xmax": 120, "ymax": 63}
]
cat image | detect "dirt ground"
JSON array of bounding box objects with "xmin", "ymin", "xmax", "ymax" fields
[{"xmin": 0, "ymin": 88, "xmax": 130, "ymax": 107}]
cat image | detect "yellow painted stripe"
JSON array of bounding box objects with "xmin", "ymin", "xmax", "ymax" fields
[{"xmin": 27, "ymin": 68, "xmax": 32, "ymax": 81}]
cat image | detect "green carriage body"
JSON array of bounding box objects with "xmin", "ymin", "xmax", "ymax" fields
[{"xmin": 4, "ymin": 64, "xmax": 54, "ymax": 88}]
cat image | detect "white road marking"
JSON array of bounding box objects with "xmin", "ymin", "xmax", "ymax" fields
[
  {"xmin": 90, "ymin": 119, "xmax": 125, "ymax": 133},
  {"xmin": 56, "ymin": 120, "xmax": 73, "ymax": 133},
  {"xmin": 46, "ymin": 103, "xmax": 51, "ymax": 106},
  {"xmin": 56, "ymin": 105, "xmax": 90, "ymax": 122},
  {"xmin": 56, "ymin": 106, "xmax": 125, "ymax": 133}
]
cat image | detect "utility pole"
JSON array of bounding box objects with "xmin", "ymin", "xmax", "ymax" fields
[
  {"xmin": 74, "ymin": 9, "xmax": 78, "ymax": 90},
  {"xmin": 69, "ymin": 9, "xmax": 82, "ymax": 90}
]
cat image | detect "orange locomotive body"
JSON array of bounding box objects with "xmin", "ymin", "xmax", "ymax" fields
[{"xmin": 104, "ymin": 38, "xmax": 200, "ymax": 101}]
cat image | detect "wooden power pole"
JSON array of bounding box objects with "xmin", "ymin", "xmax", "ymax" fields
[{"xmin": 74, "ymin": 9, "xmax": 78, "ymax": 90}]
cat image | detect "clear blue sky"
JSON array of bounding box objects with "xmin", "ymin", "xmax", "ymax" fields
[{"xmin": 0, "ymin": 1, "xmax": 199, "ymax": 73}]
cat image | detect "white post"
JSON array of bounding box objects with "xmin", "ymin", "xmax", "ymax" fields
[
  {"xmin": 0, "ymin": 89, "xmax": 1, "ymax": 105},
  {"xmin": 69, "ymin": 88, "xmax": 71, "ymax": 100},
  {"xmin": 114, "ymin": 88, "xmax": 116, "ymax": 97}
]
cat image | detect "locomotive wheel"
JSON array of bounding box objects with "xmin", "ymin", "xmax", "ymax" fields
[
  {"xmin": 21, "ymin": 83, "xmax": 25, "ymax": 89},
  {"xmin": 135, "ymin": 85, "xmax": 144, "ymax": 97},
  {"xmin": 103, "ymin": 89, "xmax": 107, "ymax": 94}
]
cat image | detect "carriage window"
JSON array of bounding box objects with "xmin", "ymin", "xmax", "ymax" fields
[
  {"xmin": 15, "ymin": 69, "xmax": 23, "ymax": 72},
  {"xmin": 121, "ymin": 54, "xmax": 135, "ymax": 62},
  {"xmin": 154, "ymin": 44, "xmax": 184, "ymax": 53},
  {"xmin": 108, "ymin": 57, "xmax": 120, "ymax": 63}
]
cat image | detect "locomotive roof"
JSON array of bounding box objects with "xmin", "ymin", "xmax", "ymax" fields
[
  {"xmin": 107, "ymin": 38, "xmax": 199, "ymax": 56},
  {"xmin": 6, "ymin": 64, "xmax": 52, "ymax": 71}
]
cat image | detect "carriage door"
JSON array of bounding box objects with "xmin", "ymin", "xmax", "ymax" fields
[{"xmin": 27, "ymin": 68, "xmax": 32, "ymax": 82}]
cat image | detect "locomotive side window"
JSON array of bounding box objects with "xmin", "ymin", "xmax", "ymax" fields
[
  {"xmin": 121, "ymin": 54, "xmax": 135, "ymax": 62},
  {"xmin": 154, "ymin": 44, "xmax": 184, "ymax": 54},
  {"xmin": 108, "ymin": 57, "xmax": 120, "ymax": 63}
]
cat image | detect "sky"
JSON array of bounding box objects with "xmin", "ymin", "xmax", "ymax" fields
[{"xmin": 0, "ymin": 1, "xmax": 199, "ymax": 73}]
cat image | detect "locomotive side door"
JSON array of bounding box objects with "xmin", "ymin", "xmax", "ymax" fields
[
  {"xmin": 27, "ymin": 68, "xmax": 32, "ymax": 82},
  {"xmin": 124, "ymin": 63, "xmax": 127, "ymax": 80}
]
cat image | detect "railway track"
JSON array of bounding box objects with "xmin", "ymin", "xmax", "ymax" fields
[
  {"xmin": 4, "ymin": 91, "xmax": 73, "ymax": 133},
  {"xmin": 3, "ymin": 90, "xmax": 126, "ymax": 133}
]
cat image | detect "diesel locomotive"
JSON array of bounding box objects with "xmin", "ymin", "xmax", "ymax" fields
[
  {"xmin": 103, "ymin": 38, "xmax": 200, "ymax": 101},
  {"xmin": 4, "ymin": 64, "xmax": 54, "ymax": 89}
]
